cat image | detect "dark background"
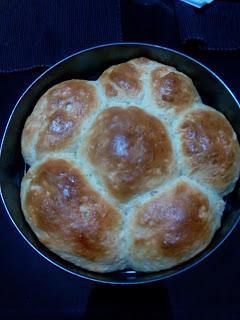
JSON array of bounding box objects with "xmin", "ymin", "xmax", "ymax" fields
[{"xmin": 1, "ymin": 1, "xmax": 240, "ymax": 319}]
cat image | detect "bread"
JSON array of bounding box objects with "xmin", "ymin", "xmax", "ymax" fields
[
  {"xmin": 20, "ymin": 57, "xmax": 240, "ymax": 273},
  {"xmin": 21, "ymin": 156, "xmax": 125, "ymax": 273},
  {"xmin": 21, "ymin": 80, "xmax": 99, "ymax": 165},
  {"xmin": 175, "ymin": 106, "xmax": 240, "ymax": 196},
  {"xmin": 127, "ymin": 177, "xmax": 224, "ymax": 272},
  {"xmin": 84, "ymin": 106, "xmax": 177, "ymax": 200}
]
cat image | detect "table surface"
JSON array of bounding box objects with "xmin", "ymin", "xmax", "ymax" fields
[{"xmin": 1, "ymin": 1, "xmax": 240, "ymax": 319}]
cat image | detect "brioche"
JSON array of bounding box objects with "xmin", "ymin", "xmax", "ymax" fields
[{"xmin": 20, "ymin": 57, "xmax": 240, "ymax": 273}]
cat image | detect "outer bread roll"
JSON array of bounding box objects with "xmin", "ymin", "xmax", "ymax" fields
[
  {"xmin": 20, "ymin": 57, "xmax": 240, "ymax": 273},
  {"xmin": 21, "ymin": 157, "xmax": 125, "ymax": 273},
  {"xmin": 21, "ymin": 80, "xmax": 99, "ymax": 165},
  {"xmin": 127, "ymin": 177, "xmax": 224, "ymax": 272},
  {"xmin": 175, "ymin": 107, "xmax": 240, "ymax": 196}
]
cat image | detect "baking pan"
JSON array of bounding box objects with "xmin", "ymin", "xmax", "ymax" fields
[{"xmin": 1, "ymin": 43, "xmax": 240, "ymax": 284}]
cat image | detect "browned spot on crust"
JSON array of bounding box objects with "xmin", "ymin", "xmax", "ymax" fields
[
  {"xmin": 104, "ymin": 83, "xmax": 118, "ymax": 97},
  {"xmin": 36, "ymin": 110, "xmax": 76, "ymax": 152},
  {"xmin": 100, "ymin": 63, "xmax": 141, "ymax": 98},
  {"xmin": 151, "ymin": 70, "xmax": 197, "ymax": 112}
]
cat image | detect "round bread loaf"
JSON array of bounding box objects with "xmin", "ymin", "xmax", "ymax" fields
[{"xmin": 20, "ymin": 57, "xmax": 240, "ymax": 273}]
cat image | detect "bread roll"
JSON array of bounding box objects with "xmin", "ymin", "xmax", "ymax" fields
[
  {"xmin": 175, "ymin": 106, "xmax": 240, "ymax": 196},
  {"xmin": 127, "ymin": 177, "xmax": 224, "ymax": 272},
  {"xmin": 22, "ymin": 80, "xmax": 99, "ymax": 165},
  {"xmin": 84, "ymin": 106, "xmax": 177, "ymax": 201},
  {"xmin": 21, "ymin": 157, "xmax": 125, "ymax": 272}
]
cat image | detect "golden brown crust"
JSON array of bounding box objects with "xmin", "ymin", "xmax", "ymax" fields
[
  {"xmin": 37, "ymin": 80, "xmax": 97, "ymax": 152},
  {"xmin": 151, "ymin": 70, "xmax": 198, "ymax": 113},
  {"xmin": 86, "ymin": 106, "xmax": 175, "ymax": 200},
  {"xmin": 131, "ymin": 180, "xmax": 213, "ymax": 261},
  {"xmin": 99, "ymin": 62, "xmax": 142, "ymax": 98},
  {"xmin": 177, "ymin": 108, "xmax": 240, "ymax": 192},
  {"xmin": 22, "ymin": 80, "xmax": 98, "ymax": 162},
  {"xmin": 23, "ymin": 158, "xmax": 122, "ymax": 262}
]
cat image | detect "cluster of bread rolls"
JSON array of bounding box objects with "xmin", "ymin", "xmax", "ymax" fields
[{"xmin": 21, "ymin": 58, "xmax": 240, "ymax": 273}]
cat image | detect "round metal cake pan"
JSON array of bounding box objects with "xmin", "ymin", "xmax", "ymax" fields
[{"xmin": 1, "ymin": 43, "xmax": 240, "ymax": 285}]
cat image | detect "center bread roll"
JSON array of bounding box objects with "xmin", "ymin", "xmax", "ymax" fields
[
  {"xmin": 84, "ymin": 106, "xmax": 177, "ymax": 201},
  {"xmin": 20, "ymin": 57, "xmax": 240, "ymax": 273}
]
